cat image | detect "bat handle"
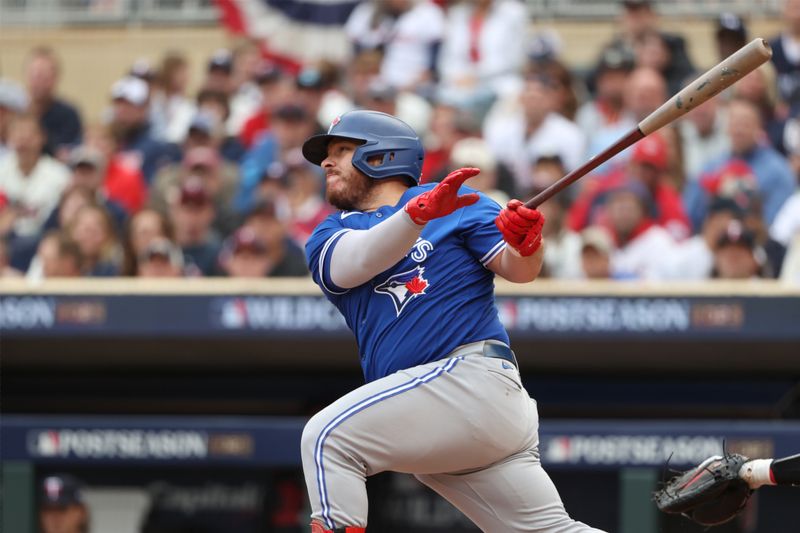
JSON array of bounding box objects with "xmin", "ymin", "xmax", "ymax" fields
[{"xmin": 524, "ymin": 128, "xmax": 645, "ymax": 209}]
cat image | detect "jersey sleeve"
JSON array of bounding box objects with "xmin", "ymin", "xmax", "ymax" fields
[
  {"xmin": 305, "ymin": 215, "xmax": 352, "ymax": 295},
  {"xmin": 457, "ymin": 190, "xmax": 507, "ymax": 268}
]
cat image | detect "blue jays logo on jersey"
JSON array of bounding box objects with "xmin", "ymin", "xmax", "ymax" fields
[{"xmin": 374, "ymin": 266, "xmax": 429, "ymax": 316}]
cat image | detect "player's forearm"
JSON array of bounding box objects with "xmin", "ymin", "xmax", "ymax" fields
[
  {"xmin": 490, "ymin": 245, "xmax": 544, "ymax": 283},
  {"xmin": 329, "ymin": 210, "xmax": 424, "ymax": 289}
]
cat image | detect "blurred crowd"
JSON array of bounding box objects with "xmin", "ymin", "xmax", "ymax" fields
[{"xmin": 2, "ymin": 0, "xmax": 800, "ymax": 283}]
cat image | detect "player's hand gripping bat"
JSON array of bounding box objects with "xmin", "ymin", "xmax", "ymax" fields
[{"xmin": 525, "ymin": 37, "xmax": 773, "ymax": 209}]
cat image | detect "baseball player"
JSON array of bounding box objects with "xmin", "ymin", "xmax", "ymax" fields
[{"xmin": 301, "ymin": 110, "xmax": 605, "ymax": 533}]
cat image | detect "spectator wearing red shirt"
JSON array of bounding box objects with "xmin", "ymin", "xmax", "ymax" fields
[{"xmin": 567, "ymin": 132, "xmax": 690, "ymax": 240}]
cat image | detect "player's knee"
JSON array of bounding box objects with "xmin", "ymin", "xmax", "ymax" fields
[{"xmin": 301, "ymin": 412, "xmax": 327, "ymax": 461}]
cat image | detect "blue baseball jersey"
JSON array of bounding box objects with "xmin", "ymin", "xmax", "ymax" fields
[{"xmin": 306, "ymin": 184, "xmax": 510, "ymax": 382}]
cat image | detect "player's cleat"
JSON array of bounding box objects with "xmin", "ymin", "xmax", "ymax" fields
[{"xmin": 310, "ymin": 522, "xmax": 366, "ymax": 533}]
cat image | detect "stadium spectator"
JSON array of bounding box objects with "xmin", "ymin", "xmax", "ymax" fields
[
  {"xmin": 483, "ymin": 72, "xmax": 585, "ymax": 192},
  {"xmin": 576, "ymin": 46, "xmax": 635, "ymax": 139},
  {"xmin": 108, "ymin": 76, "xmax": 179, "ymax": 183},
  {"xmin": 580, "ymin": 226, "xmax": 615, "ymax": 279},
  {"xmin": 604, "ymin": 181, "xmax": 675, "ymax": 279},
  {"xmin": 530, "ymin": 58, "xmax": 581, "ymax": 122},
  {"xmin": 712, "ymin": 220, "xmax": 769, "ymax": 279},
  {"xmin": 715, "ymin": 12, "xmax": 748, "ymax": 62},
  {"xmin": 420, "ymin": 101, "xmax": 476, "ymax": 184},
  {"xmin": 203, "ymin": 49, "xmax": 234, "ymax": 96},
  {"xmin": 238, "ymin": 62, "xmax": 289, "ymax": 149},
  {"xmin": 538, "ymin": 192, "xmax": 582, "ymax": 279},
  {"xmin": 238, "ymin": 103, "xmax": 318, "ymax": 213},
  {"xmin": 26, "ymin": 230, "xmax": 84, "ymax": 280},
  {"xmin": 683, "ymin": 98, "xmax": 796, "ymax": 230},
  {"xmin": 295, "ymin": 66, "xmax": 330, "ymax": 132},
  {"xmin": 585, "ymin": 67, "xmax": 668, "ymax": 175},
  {"xmin": 769, "ymin": 0, "xmax": 800, "ymax": 116},
  {"xmin": 66, "ymin": 145, "xmax": 136, "ymax": 222},
  {"xmin": 39, "ymin": 474, "xmax": 90, "ymax": 533},
  {"xmin": 66, "ymin": 203, "xmax": 122, "ymax": 276},
  {"xmin": 196, "ymin": 89, "xmax": 247, "ymax": 163},
  {"xmin": 0, "ymin": 78, "xmax": 28, "ymax": 158},
  {"xmin": 528, "ymin": 153, "xmax": 567, "ymax": 197},
  {"xmin": 345, "ymin": 0, "xmax": 445, "ymax": 92},
  {"xmin": 436, "ymin": 0, "xmax": 528, "ymax": 117},
  {"xmin": 150, "ymin": 51, "xmax": 196, "ymax": 143},
  {"xmin": 218, "ymin": 225, "xmax": 273, "ymax": 278},
  {"xmin": 679, "ymin": 96, "xmax": 730, "ymax": 180},
  {"xmin": 150, "ymin": 145, "xmax": 238, "ymax": 236},
  {"xmin": 732, "ymin": 64, "xmax": 784, "ymax": 152},
  {"xmin": 658, "ymin": 196, "xmax": 747, "ymax": 280},
  {"xmin": 227, "ymin": 40, "xmax": 265, "ymax": 137},
  {"xmin": 0, "ymin": 113, "xmax": 70, "ymax": 239},
  {"xmin": 169, "ymin": 177, "xmax": 221, "ymax": 276},
  {"xmin": 606, "ymin": 0, "xmax": 694, "ymax": 94},
  {"xmin": 24, "ymin": 47, "xmax": 83, "ymax": 159},
  {"xmin": 137, "ymin": 237, "xmax": 185, "ymax": 278},
  {"xmin": 241, "ymin": 200, "xmax": 308, "ymax": 276},
  {"xmin": 568, "ymin": 132, "xmax": 690, "ymax": 240},
  {"xmin": 281, "ymin": 155, "xmax": 333, "ymax": 247},
  {"xmin": 122, "ymin": 208, "xmax": 174, "ymax": 276},
  {"xmin": 449, "ymin": 136, "xmax": 509, "ymax": 206}
]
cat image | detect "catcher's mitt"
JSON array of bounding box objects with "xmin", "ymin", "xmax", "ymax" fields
[{"xmin": 654, "ymin": 453, "xmax": 753, "ymax": 527}]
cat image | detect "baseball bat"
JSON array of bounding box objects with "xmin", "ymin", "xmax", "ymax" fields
[{"xmin": 524, "ymin": 37, "xmax": 773, "ymax": 209}]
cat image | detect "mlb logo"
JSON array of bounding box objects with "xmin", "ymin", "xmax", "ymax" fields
[{"xmin": 34, "ymin": 431, "xmax": 60, "ymax": 456}]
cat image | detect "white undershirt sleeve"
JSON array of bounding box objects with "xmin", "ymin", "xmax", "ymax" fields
[{"xmin": 329, "ymin": 210, "xmax": 425, "ymax": 289}]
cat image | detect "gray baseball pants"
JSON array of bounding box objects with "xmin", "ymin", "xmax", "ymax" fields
[{"xmin": 301, "ymin": 340, "xmax": 607, "ymax": 532}]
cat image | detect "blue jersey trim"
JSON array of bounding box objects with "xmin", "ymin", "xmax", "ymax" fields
[
  {"xmin": 313, "ymin": 355, "xmax": 464, "ymax": 529},
  {"xmin": 318, "ymin": 228, "xmax": 352, "ymax": 295},
  {"xmin": 480, "ymin": 238, "xmax": 506, "ymax": 267}
]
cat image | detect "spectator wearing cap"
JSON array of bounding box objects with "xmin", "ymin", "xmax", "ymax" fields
[
  {"xmin": 295, "ymin": 66, "xmax": 331, "ymax": 132},
  {"xmin": 227, "ymin": 40, "xmax": 266, "ymax": 137},
  {"xmin": 108, "ymin": 76, "xmax": 180, "ymax": 183},
  {"xmin": 568, "ymin": 132, "xmax": 690, "ymax": 240},
  {"xmin": 26, "ymin": 229, "xmax": 84, "ymax": 280},
  {"xmin": 65, "ymin": 145, "xmax": 139, "ymax": 221},
  {"xmin": 195, "ymin": 89, "xmax": 247, "ymax": 163},
  {"xmin": 580, "ymin": 226, "xmax": 616, "ymax": 279},
  {"xmin": 39, "ymin": 473, "xmax": 90, "ymax": 533},
  {"xmin": 684, "ymin": 98, "xmax": 796, "ymax": 231},
  {"xmin": 576, "ymin": 46, "xmax": 635, "ymax": 137},
  {"xmin": 137, "ymin": 237, "xmax": 185, "ymax": 278},
  {"xmin": 237, "ymin": 206, "xmax": 308, "ymax": 276},
  {"xmin": 679, "ymin": 95, "xmax": 730, "ymax": 180},
  {"xmin": 204, "ymin": 48, "xmax": 234, "ymax": 95},
  {"xmin": 150, "ymin": 145, "xmax": 238, "ymax": 236},
  {"xmin": 24, "ymin": 47, "xmax": 83, "ymax": 160},
  {"xmin": 420, "ymin": 102, "xmax": 477, "ymax": 184},
  {"xmin": 769, "ymin": 0, "xmax": 800, "ymax": 116},
  {"xmin": 122, "ymin": 208, "xmax": 174, "ymax": 276},
  {"xmin": 238, "ymin": 103, "xmax": 318, "ymax": 213},
  {"xmin": 169, "ymin": 177, "xmax": 221, "ymax": 276},
  {"xmin": 483, "ymin": 72, "xmax": 585, "ymax": 192},
  {"xmin": 716, "ymin": 12, "xmax": 748, "ymax": 61},
  {"xmin": 604, "ymin": 0, "xmax": 694, "ymax": 93},
  {"xmin": 0, "ymin": 113, "xmax": 70, "ymax": 241},
  {"xmin": 658, "ymin": 196, "xmax": 750, "ymax": 280},
  {"xmin": 436, "ymin": 0, "xmax": 528, "ymax": 116},
  {"xmin": 731, "ymin": 64, "xmax": 786, "ymax": 152},
  {"xmin": 345, "ymin": 0, "xmax": 445, "ymax": 92},
  {"xmin": 65, "ymin": 202, "xmax": 122, "ymax": 276},
  {"xmin": 238, "ymin": 61, "xmax": 290, "ymax": 149},
  {"xmin": 603, "ymin": 180, "xmax": 676, "ymax": 279},
  {"xmin": 712, "ymin": 220, "xmax": 769, "ymax": 279},
  {"xmin": 360, "ymin": 77, "xmax": 432, "ymax": 138},
  {"xmin": 280, "ymin": 154, "xmax": 333, "ymax": 246},
  {"xmin": 0, "ymin": 78, "xmax": 29, "ymax": 158},
  {"xmin": 150, "ymin": 51, "xmax": 197, "ymax": 143}
]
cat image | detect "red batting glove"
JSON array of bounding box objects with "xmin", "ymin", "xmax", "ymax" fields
[
  {"xmin": 404, "ymin": 167, "xmax": 481, "ymax": 224},
  {"xmin": 495, "ymin": 199, "xmax": 546, "ymax": 256}
]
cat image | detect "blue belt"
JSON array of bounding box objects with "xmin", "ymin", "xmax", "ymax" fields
[
  {"xmin": 482, "ymin": 342, "xmax": 519, "ymax": 369},
  {"xmin": 447, "ymin": 341, "xmax": 519, "ymax": 369}
]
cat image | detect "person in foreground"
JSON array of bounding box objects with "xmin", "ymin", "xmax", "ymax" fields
[{"xmin": 301, "ymin": 110, "xmax": 605, "ymax": 533}]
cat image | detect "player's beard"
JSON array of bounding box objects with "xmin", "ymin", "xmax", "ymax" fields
[{"xmin": 326, "ymin": 169, "xmax": 375, "ymax": 211}]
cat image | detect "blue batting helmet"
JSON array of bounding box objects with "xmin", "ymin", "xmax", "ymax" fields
[{"xmin": 302, "ymin": 110, "xmax": 424, "ymax": 184}]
